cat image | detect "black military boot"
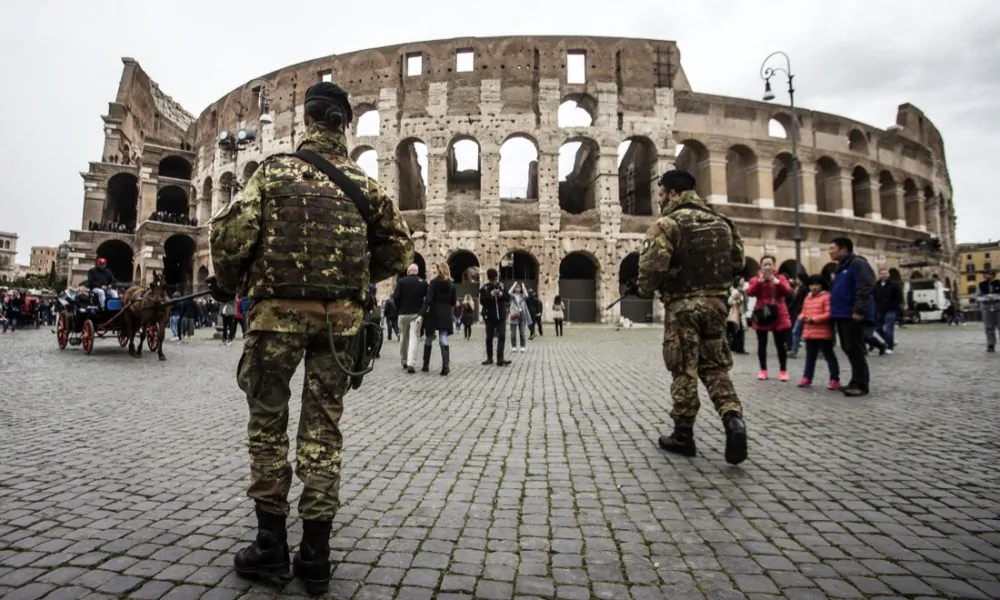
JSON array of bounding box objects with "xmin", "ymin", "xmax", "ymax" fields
[
  {"xmin": 440, "ymin": 346, "xmax": 450, "ymax": 376},
  {"xmin": 234, "ymin": 507, "xmax": 291, "ymax": 585},
  {"xmin": 293, "ymin": 520, "xmax": 333, "ymax": 596},
  {"xmin": 421, "ymin": 345, "xmax": 432, "ymax": 372},
  {"xmin": 723, "ymin": 411, "xmax": 748, "ymax": 465},
  {"xmin": 658, "ymin": 425, "xmax": 697, "ymax": 457}
]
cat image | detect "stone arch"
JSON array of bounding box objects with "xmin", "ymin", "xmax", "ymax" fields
[
  {"xmin": 768, "ymin": 113, "xmax": 798, "ymax": 141},
  {"xmin": 559, "ymin": 136, "xmax": 600, "ymax": 214},
  {"xmin": 134, "ymin": 265, "xmax": 142, "ymax": 284},
  {"xmin": 351, "ymin": 146, "xmax": 379, "ymax": 180},
  {"xmin": 158, "ymin": 155, "xmax": 192, "ymax": 180},
  {"xmin": 199, "ymin": 177, "xmax": 213, "ymax": 224},
  {"xmin": 163, "ymin": 234, "xmax": 197, "ymax": 293},
  {"xmin": 156, "ymin": 185, "xmax": 189, "ymax": 217},
  {"xmin": 96, "ymin": 240, "xmax": 134, "ymax": 285},
  {"xmin": 413, "ymin": 252, "xmax": 426, "ymax": 278},
  {"xmin": 771, "ymin": 152, "xmax": 795, "ymax": 209},
  {"xmin": 448, "ymin": 135, "xmax": 481, "ymax": 194},
  {"xmin": 903, "ymin": 178, "xmax": 921, "ymax": 228},
  {"xmin": 851, "ymin": 166, "xmax": 871, "ymax": 218},
  {"xmin": 448, "ymin": 250, "xmax": 480, "ymax": 301},
  {"xmin": 674, "ymin": 138, "xmax": 711, "ymax": 200},
  {"xmin": 242, "ymin": 161, "xmax": 260, "ymax": 183},
  {"xmin": 354, "ymin": 104, "xmax": 380, "ymax": 137},
  {"xmin": 396, "ymin": 137, "xmax": 428, "ymax": 211},
  {"xmin": 219, "ymin": 172, "xmax": 235, "ymax": 205},
  {"xmin": 879, "ymin": 171, "xmax": 899, "ymax": 221},
  {"xmin": 923, "ymin": 184, "xmax": 936, "ymax": 227},
  {"xmin": 558, "ymin": 93, "xmax": 596, "ymax": 128},
  {"xmin": 779, "ymin": 259, "xmax": 806, "ymax": 279},
  {"xmin": 821, "ymin": 262, "xmax": 838, "ymax": 279},
  {"xmin": 499, "ymin": 135, "xmax": 539, "ymax": 199},
  {"xmin": 848, "ymin": 129, "xmax": 868, "ymax": 153},
  {"xmin": 105, "ymin": 172, "xmax": 139, "ymax": 225},
  {"xmin": 447, "ymin": 250, "xmax": 480, "ymax": 284},
  {"xmin": 617, "ymin": 136, "xmax": 656, "ymax": 215},
  {"xmin": 740, "ymin": 257, "xmax": 760, "ymax": 280},
  {"xmin": 725, "ymin": 144, "xmax": 757, "ymax": 205},
  {"xmin": 814, "ymin": 156, "xmax": 841, "ymax": 213},
  {"xmin": 558, "ymin": 251, "xmax": 600, "ymax": 323},
  {"xmin": 197, "ymin": 266, "xmax": 209, "ymax": 288},
  {"xmin": 499, "ymin": 249, "xmax": 539, "ymax": 289},
  {"xmin": 618, "ymin": 252, "xmax": 652, "ymax": 322}
]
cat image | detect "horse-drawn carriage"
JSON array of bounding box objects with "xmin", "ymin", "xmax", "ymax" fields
[{"xmin": 55, "ymin": 288, "xmax": 160, "ymax": 355}]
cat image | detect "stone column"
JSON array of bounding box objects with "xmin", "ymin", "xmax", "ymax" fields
[
  {"xmin": 378, "ymin": 154, "xmax": 398, "ymax": 208},
  {"xmin": 536, "ymin": 151, "xmax": 560, "ymax": 235},
  {"xmin": 833, "ymin": 174, "xmax": 853, "ymax": 217},
  {"xmin": 863, "ymin": 181, "xmax": 881, "ymax": 221},
  {"xmin": 798, "ymin": 165, "xmax": 817, "ymax": 213},
  {"xmin": 910, "ymin": 194, "xmax": 927, "ymax": 231},
  {"xmin": 480, "ymin": 151, "xmax": 501, "ymax": 238},
  {"xmin": 138, "ymin": 168, "xmax": 157, "ymax": 222},
  {"xmin": 881, "ymin": 183, "xmax": 905, "ymax": 226},
  {"xmin": 699, "ymin": 157, "xmax": 728, "ymax": 204},
  {"xmin": 598, "ymin": 151, "xmax": 621, "ymax": 238},
  {"xmin": 749, "ymin": 164, "xmax": 774, "ymax": 208}
]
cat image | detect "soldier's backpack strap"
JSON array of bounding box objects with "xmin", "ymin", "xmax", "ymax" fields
[{"xmin": 293, "ymin": 149, "xmax": 374, "ymax": 224}]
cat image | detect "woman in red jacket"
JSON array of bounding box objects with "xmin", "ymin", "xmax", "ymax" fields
[{"xmin": 746, "ymin": 255, "xmax": 793, "ymax": 381}]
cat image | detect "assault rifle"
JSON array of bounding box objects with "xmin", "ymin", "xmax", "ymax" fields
[{"xmin": 605, "ymin": 278, "xmax": 639, "ymax": 310}]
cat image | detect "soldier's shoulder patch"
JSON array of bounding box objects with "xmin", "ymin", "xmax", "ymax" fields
[{"xmin": 641, "ymin": 238, "xmax": 653, "ymax": 254}]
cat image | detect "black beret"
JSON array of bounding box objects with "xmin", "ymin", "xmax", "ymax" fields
[
  {"xmin": 658, "ymin": 169, "xmax": 696, "ymax": 189},
  {"xmin": 304, "ymin": 82, "xmax": 353, "ymax": 122}
]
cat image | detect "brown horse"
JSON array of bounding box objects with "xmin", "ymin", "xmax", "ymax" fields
[{"xmin": 122, "ymin": 271, "xmax": 171, "ymax": 361}]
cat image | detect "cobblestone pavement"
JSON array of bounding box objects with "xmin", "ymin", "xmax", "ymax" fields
[{"xmin": 1, "ymin": 322, "xmax": 998, "ymax": 600}]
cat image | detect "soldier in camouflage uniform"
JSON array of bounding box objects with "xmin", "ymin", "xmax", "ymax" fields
[
  {"xmin": 208, "ymin": 81, "xmax": 413, "ymax": 595},
  {"xmin": 629, "ymin": 170, "xmax": 748, "ymax": 465}
]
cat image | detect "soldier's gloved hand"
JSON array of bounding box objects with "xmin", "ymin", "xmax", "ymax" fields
[
  {"xmin": 205, "ymin": 276, "xmax": 235, "ymax": 303},
  {"xmin": 624, "ymin": 278, "xmax": 640, "ymax": 297}
]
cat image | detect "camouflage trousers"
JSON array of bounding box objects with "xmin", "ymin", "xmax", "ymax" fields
[
  {"xmin": 237, "ymin": 330, "xmax": 354, "ymax": 521},
  {"xmin": 662, "ymin": 297, "xmax": 742, "ymax": 426}
]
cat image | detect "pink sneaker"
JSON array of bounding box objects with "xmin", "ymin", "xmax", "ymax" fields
[
  {"xmin": 757, "ymin": 370, "xmax": 769, "ymax": 380},
  {"xmin": 779, "ymin": 371, "xmax": 789, "ymax": 382},
  {"xmin": 798, "ymin": 377, "xmax": 811, "ymax": 388},
  {"xmin": 827, "ymin": 379, "xmax": 841, "ymax": 391}
]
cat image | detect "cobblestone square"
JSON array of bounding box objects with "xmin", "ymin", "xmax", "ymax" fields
[{"xmin": 1, "ymin": 323, "xmax": 998, "ymax": 599}]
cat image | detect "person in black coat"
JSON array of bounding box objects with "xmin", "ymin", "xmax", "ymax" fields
[
  {"xmin": 479, "ymin": 268, "xmax": 511, "ymax": 366},
  {"xmin": 419, "ymin": 260, "xmax": 457, "ymax": 375}
]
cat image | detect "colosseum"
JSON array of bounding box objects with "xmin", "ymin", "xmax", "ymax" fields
[{"xmin": 66, "ymin": 35, "xmax": 957, "ymax": 323}]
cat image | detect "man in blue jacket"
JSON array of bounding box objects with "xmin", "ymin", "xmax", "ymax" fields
[{"xmin": 828, "ymin": 237, "xmax": 875, "ymax": 397}]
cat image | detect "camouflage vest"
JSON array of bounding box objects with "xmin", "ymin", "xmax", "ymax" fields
[
  {"xmin": 245, "ymin": 160, "xmax": 370, "ymax": 301},
  {"xmin": 660, "ymin": 203, "xmax": 735, "ymax": 297}
]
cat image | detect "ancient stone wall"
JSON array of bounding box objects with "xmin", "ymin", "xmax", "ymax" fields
[{"xmin": 72, "ymin": 37, "xmax": 959, "ymax": 316}]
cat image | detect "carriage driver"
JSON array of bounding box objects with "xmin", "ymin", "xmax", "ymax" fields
[{"xmin": 87, "ymin": 257, "xmax": 119, "ymax": 309}]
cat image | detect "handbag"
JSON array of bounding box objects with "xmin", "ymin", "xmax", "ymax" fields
[{"xmin": 751, "ymin": 303, "xmax": 777, "ymax": 326}]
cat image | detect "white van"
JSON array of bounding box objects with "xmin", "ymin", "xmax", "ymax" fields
[{"xmin": 903, "ymin": 279, "xmax": 951, "ymax": 323}]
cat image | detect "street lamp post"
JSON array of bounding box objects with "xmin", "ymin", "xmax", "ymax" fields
[
  {"xmin": 760, "ymin": 51, "xmax": 802, "ymax": 275},
  {"xmin": 217, "ymin": 78, "xmax": 276, "ymax": 201}
]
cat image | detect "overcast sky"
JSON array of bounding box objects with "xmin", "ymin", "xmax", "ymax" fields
[{"xmin": 1, "ymin": 0, "xmax": 997, "ymax": 263}]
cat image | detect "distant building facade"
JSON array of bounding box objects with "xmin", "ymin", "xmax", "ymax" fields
[
  {"xmin": 957, "ymin": 241, "xmax": 1000, "ymax": 301},
  {"xmin": 30, "ymin": 245, "xmax": 58, "ymax": 276},
  {"xmin": 0, "ymin": 231, "xmax": 18, "ymax": 283}
]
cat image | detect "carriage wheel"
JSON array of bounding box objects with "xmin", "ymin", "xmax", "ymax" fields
[
  {"xmin": 146, "ymin": 324, "xmax": 160, "ymax": 352},
  {"xmin": 82, "ymin": 320, "xmax": 95, "ymax": 355},
  {"xmin": 117, "ymin": 330, "xmax": 129, "ymax": 347},
  {"xmin": 56, "ymin": 313, "xmax": 69, "ymax": 350}
]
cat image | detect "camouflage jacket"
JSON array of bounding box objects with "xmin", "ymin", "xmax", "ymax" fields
[
  {"xmin": 637, "ymin": 190, "xmax": 745, "ymax": 301},
  {"xmin": 209, "ymin": 124, "xmax": 414, "ymax": 335}
]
